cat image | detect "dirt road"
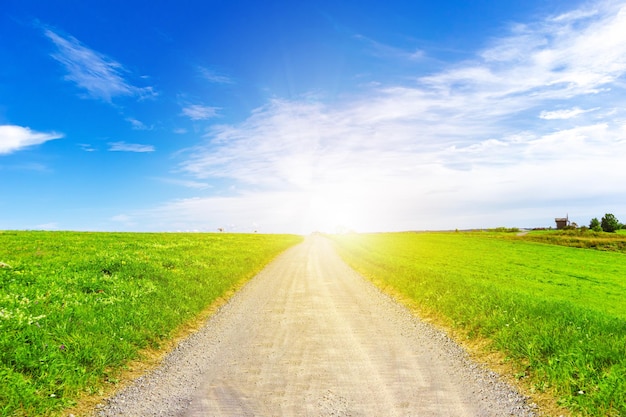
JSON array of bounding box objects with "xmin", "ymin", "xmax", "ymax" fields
[{"xmin": 96, "ymin": 236, "xmax": 535, "ymax": 417}]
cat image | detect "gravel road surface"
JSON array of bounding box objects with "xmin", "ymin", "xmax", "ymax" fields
[{"xmin": 95, "ymin": 235, "xmax": 537, "ymax": 417}]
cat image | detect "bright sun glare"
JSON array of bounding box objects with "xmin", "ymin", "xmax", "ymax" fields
[{"xmin": 305, "ymin": 187, "xmax": 365, "ymax": 234}]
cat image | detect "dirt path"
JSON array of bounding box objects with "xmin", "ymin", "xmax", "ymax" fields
[{"xmin": 96, "ymin": 236, "xmax": 536, "ymax": 417}]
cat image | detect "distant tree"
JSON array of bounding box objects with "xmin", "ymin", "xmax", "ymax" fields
[
  {"xmin": 589, "ymin": 217, "xmax": 601, "ymax": 232},
  {"xmin": 601, "ymin": 213, "xmax": 620, "ymax": 233}
]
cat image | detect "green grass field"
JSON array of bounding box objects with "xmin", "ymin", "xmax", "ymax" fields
[
  {"xmin": 331, "ymin": 231, "xmax": 626, "ymax": 417},
  {"xmin": 0, "ymin": 231, "xmax": 301, "ymax": 416}
]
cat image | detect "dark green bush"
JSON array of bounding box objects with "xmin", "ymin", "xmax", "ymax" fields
[{"xmin": 601, "ymin": 213, "xmax": 620, "ymax": 233}]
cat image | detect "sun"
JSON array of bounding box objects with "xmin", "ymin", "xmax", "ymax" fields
[{"xmin": 305, "ymin": 187, "xmax": 361, "ymax": 234}]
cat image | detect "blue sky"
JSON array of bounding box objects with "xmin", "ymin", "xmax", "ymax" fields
[{"xmin": 2, "ymin": 0, "xmax": 626, "ymax": 234}]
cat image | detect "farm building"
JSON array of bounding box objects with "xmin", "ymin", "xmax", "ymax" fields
[{"xmin": 555, "ymin": 216, "xmax": 569, "ymax": 229}]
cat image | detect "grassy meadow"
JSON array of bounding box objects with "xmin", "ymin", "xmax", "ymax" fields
[
  {"xmin": 331, "ymin": 231, "xmax": 626, "ymax": 417},
  {"xmin": 0, "ymin": 231, "xmax": 301, "ymax": 416}
]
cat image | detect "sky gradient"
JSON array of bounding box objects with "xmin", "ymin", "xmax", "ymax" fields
[{"xmin": 2, "ymin": 0, "xmax": 626, "ymax": 234}]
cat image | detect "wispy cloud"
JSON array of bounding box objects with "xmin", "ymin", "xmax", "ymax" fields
[
  {"xmin": 539, "ymin": 107, "xmax": 595, "ymax": 120},
  {"xmin": 126, "ymin": 117, "xmax": 152, "ymax": 130},
  {"xmin": 164, "ymin": 1, "xmax": 626, "ymax": 233},
  {"xmin": 44, "ymin": 28, "xmax": 156, "ymax": 102},
  {"xmin": 354, "ymin": 34, "xmax": 426, "ymax": 61},
  {"xmin": 181, "ymin": 104, "xmax": 221, "ymax": 120},
  {"xmin": 551, "ymin": 5, "xmax": 600, "ymax": 22},
  {"xmin": 0, "ymin": 125, "xmax": 63, "ymax": 154},
  {"xmin": 198, "ymin": 67, "xmax": 234, "ymax": 84},
  {"xmin": 108, "ymin": 141, "xmax": 155, "ymax": 152},
  {"xmin": 153, "ymin": 177, "xmax": 211, "ymax": 189},
  {"xmin": 78, "ymin": 143, "xmax": 97, "ymax": 152}
]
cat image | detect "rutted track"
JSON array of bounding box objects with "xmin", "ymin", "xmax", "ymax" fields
[{"xmin": 95, "ymin": 235, "xmax": 537, "ymax": 416}]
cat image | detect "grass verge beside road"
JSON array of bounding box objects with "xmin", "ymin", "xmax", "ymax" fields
[
  {"xmin": 0, "ymin": 231, "xmax": 302, "ymax": 416},
  {"xmin": 331, "ymin": 231, "xmax": 626, "ymax": 417}
]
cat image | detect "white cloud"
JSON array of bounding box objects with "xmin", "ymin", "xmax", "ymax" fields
[
  {"xmin": 108, "ymin": 141, "xmax": 155, "ymax": 152},
  {"xmin": 539, "ymin": 107, "xmax": 598, "ymax": 120},
  {"xmin": 126, "ymin": 117, "xmax": 152, "ymax": 130},
  {"xmin": 354, "ymin": 34, "xmax": 427, "ymax": 61},
  {"xmin": 144, "ymin": 1, "xmax": 626, "ymax": 233},
  {"xmin": 551, "ymin": 6, "xmax": 599, "ymax": 22},
  {"xmin": 407, "ymin": 49, "xmax": 426, "ymax": 60},
  {"xmin": 199, "ymin": 67, "xmax": 234, "ymax": 84},
  {"xmin": 153, "ymin": 177, "xmax": 211, "ymax": 189},
  {"xmin": 181, "ymin": 104, "xmax": 221, "ymax": 120},
  {"xmin": 44, "ymin": 28, "xmax": 156, "ymax": 102},
  {"xmin": 78, "ymin": 143, "xmax": 96, "ymax": 152},
  {"xmin": 0, "ymin": 125, "xmax": 63, "ymax": 154},
  {"xmin": 425, "ymin": 2, "xmax": 626, "ymax": 107},
  {"xmin": 174, "ymin": 99, "xmax": 626, "ymax": 233}
]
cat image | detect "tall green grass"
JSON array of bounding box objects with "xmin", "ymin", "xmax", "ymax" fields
[
  {"xmin": 0, "ymin": 231, "xmax": 301, "ymax": 416},
  {"xmin": 331, "ymin": 232, "xmax": 626, "ymax": 417},
  {"xmin": 514, "ymin": 229, "xmax": 626, "ymax": 253}
]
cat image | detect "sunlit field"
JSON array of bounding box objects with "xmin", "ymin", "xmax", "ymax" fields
[
  {"xmin": 0, "ymin": 231, "xmax": 301, "ymax": 416},
  {"xmin": 331, "ymin": 231, "xmax": 626, "ymax": 417}
]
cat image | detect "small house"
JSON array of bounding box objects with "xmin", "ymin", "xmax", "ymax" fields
[{"xmin": 555, "ymin": 216, "xmax": 569, "ymax": 229}]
